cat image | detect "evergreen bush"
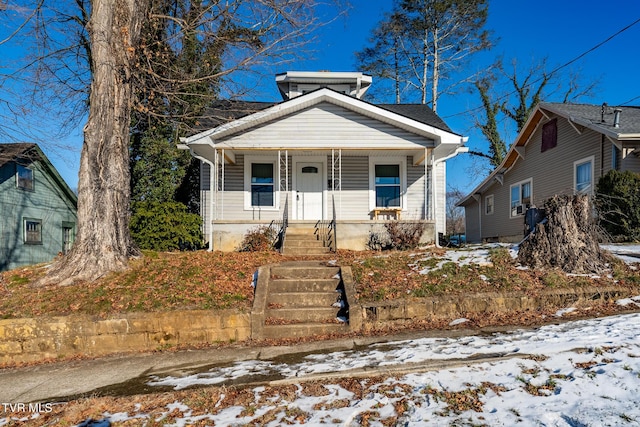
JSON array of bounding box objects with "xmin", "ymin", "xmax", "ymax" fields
[
  {"xmin": 130, "ymin": 201, "xmax": 203, "ymax": 251},
  {"xmin": 595, "ymin": 170, "xmax": 640, "ymax": 241}
]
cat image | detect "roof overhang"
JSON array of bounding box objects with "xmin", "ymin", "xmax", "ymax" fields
[{"xmin": 181, "ymin": 88, "xmax": 467, "ymax": 164}]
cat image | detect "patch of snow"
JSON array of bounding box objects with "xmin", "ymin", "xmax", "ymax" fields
[
  {"xmin": 448, "ymin": 318, "xmax": 469, "ymax": 326},
  {"xmin": 616, "ymin": 295, "xmax": 640, "ymax": 307},
  {"xmin": 91, "ymin": 313, "xmax": 640, "ymax": 426},
  {"xmin": 555, "ymin": 307, "xmax": 577, "ymax": 317}
]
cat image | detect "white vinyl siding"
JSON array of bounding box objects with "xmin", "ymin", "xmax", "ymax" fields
[
  {"xmin": 219, "ymin": 103, "xmax": 433, "ymax": 150},
  {"xmin": 329, "ymin": 156, "xmax": 369, "ymax": 220}
]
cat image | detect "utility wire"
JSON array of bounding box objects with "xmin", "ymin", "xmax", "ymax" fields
[{"xmin": 443, "ymin": 16, "xmax": 640, "ymax": 119}]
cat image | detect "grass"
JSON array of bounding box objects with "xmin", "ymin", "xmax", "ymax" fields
[{"xmin": 0, "ymin": 246, "xmax": 639, "ymax": 320}]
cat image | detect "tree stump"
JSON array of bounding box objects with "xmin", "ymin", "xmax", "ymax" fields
[{"xmin": 517, "ymin": 194, "xmax": 608, "ymax": 274}]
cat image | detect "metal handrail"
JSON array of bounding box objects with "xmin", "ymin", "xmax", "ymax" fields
[
  {"xmin": 268, "ymin": 194, "xmax": 288, "ymax": 252},
  {"xmin": 315, "ymin": 195, "xmax": 337, "ymax": 252}
]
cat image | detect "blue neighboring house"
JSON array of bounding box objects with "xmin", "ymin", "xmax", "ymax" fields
[{"xmin": 0, "ymin": 143, "xmax": 77, "ymax": 271}]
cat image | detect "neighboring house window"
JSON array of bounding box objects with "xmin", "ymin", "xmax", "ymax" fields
[
  {"xmin": 485, "ymin": 195, "xmax": 494, "ymax": 215},
  {"xmin": 510, "ymin": 179, "xmax": 532, "ymax": 217},
  {"xmin": 612, "ymin": 145, "xmax": 619, "ymax": 170},
  {"xmin": 62, "ymin": 222, "xmax": 75, "ymax": 254},
  {"xmin": 375, "ymin": 164, "xmax": 401, "ymax": 207},
  {"xmin": 16, "ymin": 165, "xmax": 34, "ymax": 191},
  {"xmin": 574, "ymin": 156, "xmax": 594, "ymax": 194},
  {"xmin": 24, "ymin": 218, "xmax": 42, "ymax": 244},
  {"xmin": 541, "ymin": 118, "xmax": 557, "ymax": 152}
]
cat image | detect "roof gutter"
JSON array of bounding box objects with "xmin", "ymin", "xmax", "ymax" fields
[{"xmin": 431, "ymin": 145, "xmax": 469, "ymax": 247}]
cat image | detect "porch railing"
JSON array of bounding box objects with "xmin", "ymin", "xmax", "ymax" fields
[
  {"xmin": 315, "ymin": 195, "xmax": 337, "ymax": 252},
  {"xmin": 269, "ymin": 194, "xmax": 288, "ymax": 252}
]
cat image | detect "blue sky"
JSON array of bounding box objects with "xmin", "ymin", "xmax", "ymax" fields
[{"xmin": 9, "ymin": 0, "xmax": 640, "ymax": 194}]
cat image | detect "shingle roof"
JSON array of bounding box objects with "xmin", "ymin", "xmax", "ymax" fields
[
  {"xmin": 194, "ymin": 101, "xmax": 275, "ymax": 131},
  {"xmin": 0, "ymin": 143, "xmax": 38, "ymax": 168},
  {"xmin": 540, "ymin": 103, "xmax": 640, "ymax": 136},
  {"xmin": 379, "ymin": 104, "xmax": 452, "ymax": 133}
]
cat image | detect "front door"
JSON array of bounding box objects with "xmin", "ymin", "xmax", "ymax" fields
[{"xmin": 296, "ymin": 162, "xmax": 323, "ymax": 220}]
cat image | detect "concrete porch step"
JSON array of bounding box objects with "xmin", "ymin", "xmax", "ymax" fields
[
  {"xmin": 282, "ymin": 247, "xmax": 333, "ymax": 256},
  {"xmin": 271, "ymin": 266, "xmax": 340, "ymax": 279},
  {"xmin": 267, "ymin": 291, "xmax": 337, "ymax": 307},
  {"xmin": 262, "ymin": 322, "xmax": 349, "ymax": 340},
  {"xmin": 265, "ymin": 307, "xmax": 340, "ymax": 322},
  {"xmin": 284, "ymin": 238, "xmax": 325, "ymax": 248},
  {"xmin": 269, "ymin": 278, "xmax": 340, "ymax": 293}
]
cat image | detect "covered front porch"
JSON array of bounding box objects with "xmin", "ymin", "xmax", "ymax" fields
[{"xmin": 191, "ymin": 147, "xmax": 444, "ymax": 251}]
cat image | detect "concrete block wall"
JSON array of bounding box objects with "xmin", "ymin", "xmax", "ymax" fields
[
  {"xmin": 0, "ymin": 309, "xmax": 250, "ymax": 365},
  {"xmin": 356, "ymin": 286, "xmax": 629, "ymax": 329}
]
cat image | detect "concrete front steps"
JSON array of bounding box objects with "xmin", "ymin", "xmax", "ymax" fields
[
  {"xmin": 252, "ymin": 262, "xmax": 356, "ymax": 340},
  {"xmin": 282, "ymin": 222, "xmax": 332, "ymax": 256}
]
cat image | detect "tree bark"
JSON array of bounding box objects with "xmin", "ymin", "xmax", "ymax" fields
[
  {"xmin": 37, "ymin": 0, "xmax": 148, "ymax": 286},
  {"xmin": 517, "ymin": 194, "xmax": 609, "ymax": 274}
]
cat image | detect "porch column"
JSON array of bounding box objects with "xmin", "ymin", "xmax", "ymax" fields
[
  {"xmin": 220, "ymin": 148, "xmax": 225, "ymax": 219},
  {"xmin": 332, "ymin": 148, "xmax": 342, "ymax": 218},
  {"xmin": 213, "ymin": 149, "xmax": 219, "ymax": 221}
]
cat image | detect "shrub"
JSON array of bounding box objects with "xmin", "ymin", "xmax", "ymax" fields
[
  {"xmin": 130, "ymin": 201, "xmax": 203, "ymax": 251},
  {"xmin": 595, "ymin": 170, "xmax": 640, "ymax": 241},
  {"xmin": 368, "ymin": 221, "xmax": 425, "ymax": 250},
  {"xmin": 238, "ymin": 226, "xmax": 276, "ymax": 252}
]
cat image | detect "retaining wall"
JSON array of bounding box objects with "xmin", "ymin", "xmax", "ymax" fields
[
  {"xmin": 0, "ymin": 309, "xmax": 250, "ymax": 365},
  {"xmin": 0, "ymin": 285, "xmax": 632, "ymax": 365},
  {"xmin": 357, "ymin": 286, "xmax": 629, "ymax": 328}
]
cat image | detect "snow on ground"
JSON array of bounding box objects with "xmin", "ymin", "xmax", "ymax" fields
[{"xmin": 79, "ymin": 311, "xmax": 640, "ymax": 426}]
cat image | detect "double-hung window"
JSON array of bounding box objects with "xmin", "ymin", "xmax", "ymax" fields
[
  {"xmin": 574, "ymin": 156, "xmax": 594, "ymax": 194},
  {"xmin": 24, "ymin": 218, "xmax": 42, "ymax": 244},
  {"xmin": 250, "ymin": 163, "xmax": 275, "ymax": 207},
  {"xmin": 485, "ymin": 195, "xmax": 494, "ymax": 215},
  {"xmin": 17, "ymin": 165, "xmax": 34, "ymax": 191},
  {"xmin": 510, "ymin": 179, "xmax": 532, "ymax": 217},
  {"xmin": 374, "ymin": 164, "xmax": 401, "ymax": 208}
]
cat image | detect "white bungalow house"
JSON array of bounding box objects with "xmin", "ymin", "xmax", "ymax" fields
[{"xmin": 179, "ymin": 71, "xmax": 468, "ymax": 251}]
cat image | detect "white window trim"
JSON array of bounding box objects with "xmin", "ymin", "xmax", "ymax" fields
[
  {"xmin": 485, "ymin": 194, "xmax": 494, "ymax": 215},
  {"xmin": 368, "ymin": 156, "xmax": 407, "ymax": 211},
  {"xmin": 243, "ymin": 155, "xmax": 280, "ymax": 211},
  {"xmin": 574, "ymin": 155, "xmax": 595, "ymax": 194},
  {"xmin": 510, "ymin": 178, "xmax": 533, "ymax": 218}
]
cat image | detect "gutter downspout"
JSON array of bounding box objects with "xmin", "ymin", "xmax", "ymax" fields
[
  {"xmin": 178, "ymin": 142, "xmax": 215, "ymax": 252},
  {"xmin": 432, "ymin": 144, "xmax": 469, "ymax": 247}
]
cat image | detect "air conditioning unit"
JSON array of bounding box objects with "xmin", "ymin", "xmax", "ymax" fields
[{"xmin": 512, "ymin": 204, "xmax": 527, "ymax": 216}]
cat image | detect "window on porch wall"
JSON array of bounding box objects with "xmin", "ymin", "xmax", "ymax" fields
[
  {"xmin": 251, "ymin": 163, "xmax": 274, "ymax": 207},
  {"xmin": 375, "ymin": 164, "xmax": 401, "ymax": 207}
]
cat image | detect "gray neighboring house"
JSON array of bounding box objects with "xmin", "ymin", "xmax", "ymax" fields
[
  {"xmin": 0, "ymin": 143, "xmax": 77, "ymax": 271},
  {"xmin": 458, "ymin": 102, "xmax": 640, "ymax": 243},
  {"xmin": 180, "ymin": 71, "xmax": 468, "ymax": 251}
]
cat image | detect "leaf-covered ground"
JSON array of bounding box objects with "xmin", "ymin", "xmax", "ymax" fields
[{"xmin": 1, "ymin": 246, "xmax": 639, "ymax": 320}]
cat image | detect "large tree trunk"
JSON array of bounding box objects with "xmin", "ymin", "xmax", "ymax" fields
[
  {"xmin": 37, "ymin": 0, "xmax": 148, "ymax": 286},
  {"xmin": 517, "ymin": 194, "xmax": 609, "ymax": 274}
]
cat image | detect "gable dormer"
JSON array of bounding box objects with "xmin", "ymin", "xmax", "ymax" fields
[{"xmin": 275, "ymin": 71, "xmax": 372, "ymax": 100}]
